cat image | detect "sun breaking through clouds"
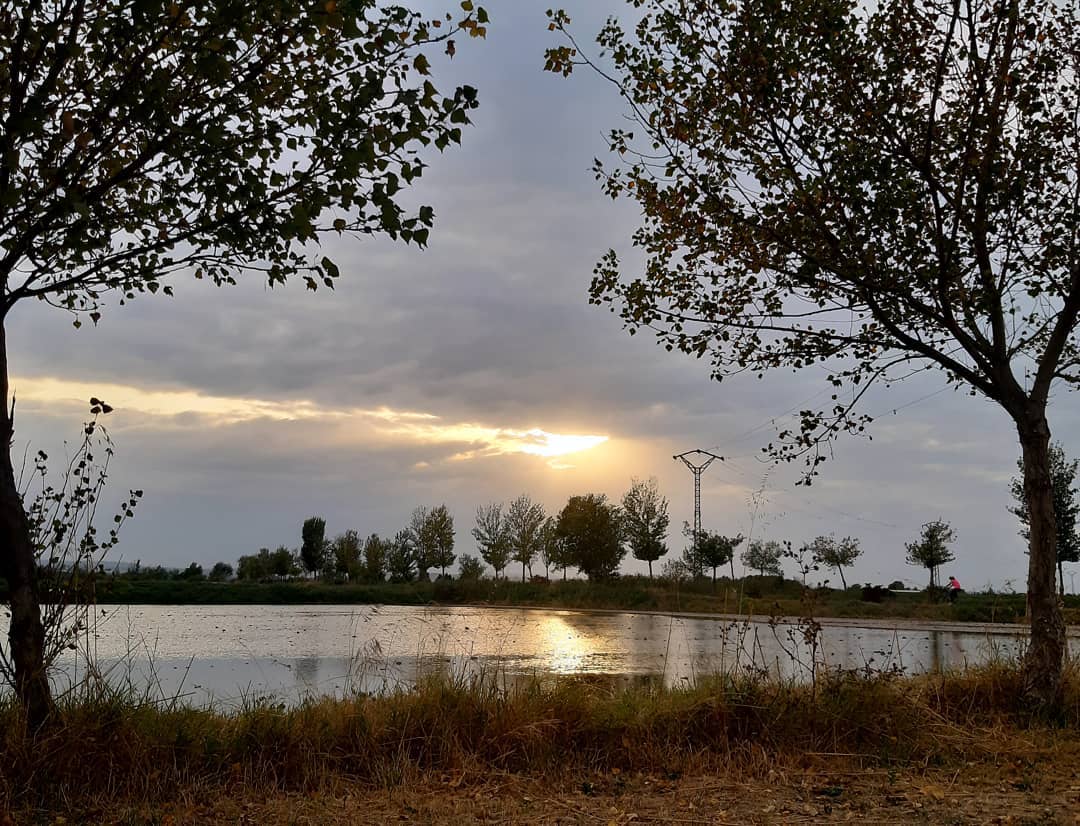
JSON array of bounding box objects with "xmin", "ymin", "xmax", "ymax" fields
[{"xmin": 13, "ymin": 375, "xmax": 609, "ymax": 468}]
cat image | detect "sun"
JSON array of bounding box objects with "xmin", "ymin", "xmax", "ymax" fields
[{"xmin": 514, "ymin": 429, "xmax": 609, "ymax": 458}]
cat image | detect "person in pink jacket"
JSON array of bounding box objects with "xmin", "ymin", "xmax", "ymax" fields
[{"xmin": 946, "ymin": 575, "xmax": 962, "ymax": 604}]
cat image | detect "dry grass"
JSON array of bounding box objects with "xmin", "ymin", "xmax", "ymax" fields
[{"xmin": 1, "ymin": 661, "xmax": 1078, "ymax": 820}]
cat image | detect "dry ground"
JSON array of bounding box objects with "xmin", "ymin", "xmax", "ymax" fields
[{"xmin": 39, "ymin": 754, "xmax": 1080, "ymax": 826}]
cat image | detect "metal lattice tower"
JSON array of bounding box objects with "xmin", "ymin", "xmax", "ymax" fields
[{"xmin": 674, "ymin": 450, "xmax": 723, "ymax": 559}]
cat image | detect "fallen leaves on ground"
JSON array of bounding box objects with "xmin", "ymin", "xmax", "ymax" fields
[{"xmin": 40, "ymin": 754, "xmax": 1078, "ymax": 826}]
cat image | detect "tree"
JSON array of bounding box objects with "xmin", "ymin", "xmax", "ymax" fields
[
  {"xmin": 176, "ymin": 562, "xmax": 204, "ymax": 581},
  {"xmin": 332, "ymin": 530, "xmax": 362, "ymax": 581},
  {"xmin": 387, "ymin": 529, "xmax": 417, "ymax": 583},
  {"xmin": 547, "ymin": 0, "xmax": 1076, "ymax": 707},
  {"xmin": 208, "ymin": 562, "xmax": 234, "ymax": 582},
  {"xmin": 0, "ymin": 1, "xmax": 485, "ymax": 724},
  {"xmin": 426, "ymin": 505, "xmax": 456, "ymax": 577},
  {"xmin": 472, "ymin": 503, "xmax": 511, "ymax": 580},
  {"xmin": 785, "ymin": 542, "xmax": 819, "ymax": 587},
  {"xmin": 237, "ymin": 549, "xmax": 271, "ymax": 582},
  {"xmin": 505, "ymin": 494, "xmax": 546, "ymax": 581},
  {"xmin": 695, "ymin": 532, "xmax": 743, "ymax": 588},
  {"xmin": 1010, "ymin": 443, "xmax": 1080, "ymax": 596},
  {"xmin": 542, "ymin": 517, "xmax": 572, "ymax": 581},
  {"xmin": 809, "ymin": 535, "xmax": 862, "ymax": 589},
  {"xmin": 362, "ymin": 534, "xmax": 388, "ymax": 583},
  {"xmin": 271, "ymin": 546, "xmax": 299, "ymax": 581},
  {"xmin": 300, "ymin": 517, "xmax": 327, "ymax": 578},
  {"xmin": 539, "ymin": 516, "xmax": 559, "ymax": 579},
  {"xmin": 621, "ymin": 477, "xmax": 670, "ymax": 578},
  {"xmin": 741, "ymin": 540, "xmax": 783, "ymax": 578},
  {"xmin": 555, "ymin": 494, "xmax": 624, "ymax": 581},
  {"xmin": 409, "ymin": 506, "xmax": 432, "ymax": 580},
  {"xmin": 457, "ymin": 555, "xmax": 485, "ymax": 582},
  {"xmin": 906, "ymin": 520, "xmax": 957, "ymax": 588},
  {"xmin": 660, "ymin": 557, "xmax": 691, "ymax": 584}
]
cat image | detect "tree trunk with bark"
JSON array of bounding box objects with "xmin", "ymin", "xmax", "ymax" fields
[
  {"xmin": 0, "ymin": 319, "xmax": 52, "ymax": 728},
  {"xmin": 1018, "ymin": 411, "xmax": 1066, "ymax": 711}
]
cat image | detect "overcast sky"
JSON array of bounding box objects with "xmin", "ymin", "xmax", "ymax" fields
[{"xmin": 8, "ymin": 1, "xmax": 1079, "ymax": 591}]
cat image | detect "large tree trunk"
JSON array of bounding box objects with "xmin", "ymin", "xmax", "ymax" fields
[
  {"xmin": 1018, "ymin": 413, "xmax": 1066, "ymax": 711},
  {"xmin": 0, "ymin": 319, "xmax": 53, "ymax": 728}
]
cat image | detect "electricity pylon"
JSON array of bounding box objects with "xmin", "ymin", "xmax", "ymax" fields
[{"xmin": 674, "ymin": 449, "xmax": 723, "ymax": 563}]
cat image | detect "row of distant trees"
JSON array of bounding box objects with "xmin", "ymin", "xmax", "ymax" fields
[
  {"xmin": 238, "ymin": 483, "xmax": 661, "ymax": 585},
  {"xmin": 219, "ymin": 479, "xmax": 876, "ymax": 586},
  {"xmin": 132, "ymin": 444, "xmax": 1080, "ymax": 591}
]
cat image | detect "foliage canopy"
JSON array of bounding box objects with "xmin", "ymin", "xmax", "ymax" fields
[{"xmin": 546, "ymin": 0, "xmax": 1076, "ymax": 708}]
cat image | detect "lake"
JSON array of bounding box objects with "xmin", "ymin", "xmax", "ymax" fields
[{"xmin": 36, "ymin": 604, "xmax": 1078, "ymax": 707}]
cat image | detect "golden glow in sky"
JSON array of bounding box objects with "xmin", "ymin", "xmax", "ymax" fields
[{"xmin": 14, "ymin": 375, "xmax": 609, "ymax": 467}]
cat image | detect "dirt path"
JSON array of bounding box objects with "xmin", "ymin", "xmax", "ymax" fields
[{"xmin": 80, "ymin": 759, "xmax": 1080, "ymax": 825}]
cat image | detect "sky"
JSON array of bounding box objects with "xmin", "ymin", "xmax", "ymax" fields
[{"xmin": 8, "ymin": 1, "xmax": 1080, "ymax": 591}]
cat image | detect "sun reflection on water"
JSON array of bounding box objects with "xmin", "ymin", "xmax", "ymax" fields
[{"xmin": 534, "ymin": 614, "xmax": 598, "ymax": 674}]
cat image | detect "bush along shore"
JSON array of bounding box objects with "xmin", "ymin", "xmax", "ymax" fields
[
  {"xmin": 2, "ymin": 660, "xmax": 1078, "ymax": 821},
  {"xmin": 27, "ymin": 573, "xmax": 1080, "ymax": 626}
]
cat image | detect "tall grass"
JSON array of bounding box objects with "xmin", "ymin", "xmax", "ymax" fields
[{"xmin": 2, "ymin": 658, "xmax": 1077, "ymax": 814}]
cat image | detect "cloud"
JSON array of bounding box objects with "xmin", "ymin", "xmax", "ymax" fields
[{"xmin": 12, "ymin": 374, "xmax": 608, "ymax": 467}]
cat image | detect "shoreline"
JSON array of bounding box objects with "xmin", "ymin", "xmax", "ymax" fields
[{"xmin": 91, "ymin": 598, "xmax": 1080, "ymax": 636}]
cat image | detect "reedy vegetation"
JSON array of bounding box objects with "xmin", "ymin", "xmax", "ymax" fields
[{"xmin": 0, "ymin": 659, "xmax": 1076, "ymax": 816}]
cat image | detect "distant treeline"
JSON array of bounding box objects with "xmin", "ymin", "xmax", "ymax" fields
[{"xmin": 109, "ymin": 481, "xmax": 913, "ymax": 590}]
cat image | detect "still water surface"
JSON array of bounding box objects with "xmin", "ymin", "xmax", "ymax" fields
[{"xmin": 44, "ymin": 604, "xmax": 1076, "ymax": 707}]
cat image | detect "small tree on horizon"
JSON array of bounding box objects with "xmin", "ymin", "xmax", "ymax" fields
[
  {"xmin": 555, "ymin": 494, "xmax": 624, "ymax": 582},
  {"xmin": 176, "ymin": 563, "xmax": 204, "ymax": 582},
  {"xmin": 300, "ymin": 517, "xmax": 327, "ymax": 578},
  {"xmin": 539, "ymin": 516, "xmax": 559, "ymax": 579},
  {"xmin": 809, "ymin": 535, "xmax": 862, "ymax": 590},
  {"xmin": 741, "ymin": 540, "xmax": 784, "ymax": 578},
  {"xmin": 1010, "ymin": 443, "xmax": 1080, "ymax": 596},
  {"xmin": 208, "ymin": 562, "xmax": 234, "ymax": 582},
  {"xmin": 472, "ymin": 503, "xmax": 511, "ymax": 579},
  {"xmin": 409, "ymin": 507, "xmax": 433, "ymax": 580},
  {"xmin": 621, "ymin": 477, "xmax": 670, "ymax": 578},
  {"xmin": 906, "ymin": 520, "xmax": 957, "ymax": 588},
  {"xmin": 425, "ymin": 505, "xmax": 456, "ymax": 577},
  {"xmin": 363, "ymin": 534, "xmax": 388, "ymax": 583},
  {"xmin": 694, "ymin": 531, "xmax": 743, "ymax": 588},
  {"xmin": 457, "ymin": 555, "xmax": 485, "ymax": 582},
  {"xmin": 271, "ymin": 546, "xmax": 299, "ymax": 581},
  {"xmin": 387, "ymin": 529, "xmax": 417, "ymax": 584},
  {"xmin": 332, "ymin": 530, "xmax": 362, "ymax": 581},
  {"xmin": 505, "ymin": 494, "xmax": 546, "ymax": 582}
]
